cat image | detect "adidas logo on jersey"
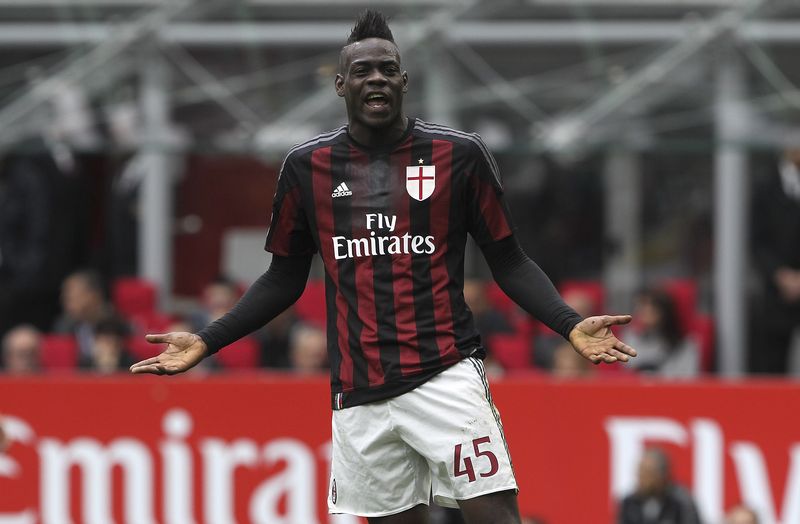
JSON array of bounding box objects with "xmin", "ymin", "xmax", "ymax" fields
[{"xmin": 332, "ymin": 182, "xmax": 352, "ymax": 198}]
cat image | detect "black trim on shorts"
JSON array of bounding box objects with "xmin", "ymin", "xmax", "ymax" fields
[{"xmin": 467, "ymin": 358, "xmax": 516, "ymax": 475}]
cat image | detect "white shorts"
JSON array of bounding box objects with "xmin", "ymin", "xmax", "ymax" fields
[{"xmin": 327, "ymin": 357, "xmax": 518, "ymax": 517}]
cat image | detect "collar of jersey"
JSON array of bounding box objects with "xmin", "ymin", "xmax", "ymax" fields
[{"xmin": 346, "ymin": 117, "xmax": 415, "ymax": 153}]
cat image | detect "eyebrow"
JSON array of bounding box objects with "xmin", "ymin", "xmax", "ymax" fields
[{"xmin": 349, "ymin": 57, "xmax": 400, "ymax": 68}]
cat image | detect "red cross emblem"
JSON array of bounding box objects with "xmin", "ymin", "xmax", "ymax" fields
[{"xmin": 406, "ymin": 165, "xmax": 435, "ymax": 201}]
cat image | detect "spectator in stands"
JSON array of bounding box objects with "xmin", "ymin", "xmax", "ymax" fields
[
  {"xmin": 618, "ymin": 447, "xmax": 701, "ymax": 524},
  {"xmin": 725, "ymin": 505, "xmax": 759, "ymax": 524},
  {"xmin": 750, "ymin": 146, "xmax": 800, "ymax": 374},
  {"xmin": 622, "ymin": 289, "xmax": 699, "ymax": 377},
  {"xmin": 289, "ymin": 323, "xmax": 328, "ymax": 373},
  {"xmin": 551, "ymin": 340, "xmax": 594, "ymax": 379},
  {"xmin": 190, "ymin": 276, "xmax": 241, "ymax": 329},
  {"xmin": 54, "ymin": 269, "xmax": 116, "ymax": 359},
  {"xmin": 1, "ymin": 324, "xmax": 42, "ymax": 374},
  {"xmin": 81, "ymin": 316, "xmax": 133, "ymax": 374}
]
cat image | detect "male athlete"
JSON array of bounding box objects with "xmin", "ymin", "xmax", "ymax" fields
[{"xmin": 131, "ymin": 10, "xmax": 637, "ymax": 523}]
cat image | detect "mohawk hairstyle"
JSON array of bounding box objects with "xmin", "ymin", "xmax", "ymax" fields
[{"xmin": 346, "ymin": 10, "xmax": 395, "ymax": 45}]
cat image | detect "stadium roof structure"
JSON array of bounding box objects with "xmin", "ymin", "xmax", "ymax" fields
[{"xmin": 0, "ymin": 0, "xmax": 796, "ymax": 151}]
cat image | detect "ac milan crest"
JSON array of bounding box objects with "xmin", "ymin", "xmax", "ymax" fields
[{"xmin": 406, "ymin": 165, "xmax": 435, "ymax": 201}]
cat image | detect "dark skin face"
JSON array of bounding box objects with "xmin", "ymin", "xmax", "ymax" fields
[{"xmin": 336, "ymin": 38, "xmax": 409, "ymax": 147}]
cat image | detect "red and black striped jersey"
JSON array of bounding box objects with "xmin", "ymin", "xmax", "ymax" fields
[{"xmin": 265, "ymin": 118, "xmax": 515, "ymax": 409}]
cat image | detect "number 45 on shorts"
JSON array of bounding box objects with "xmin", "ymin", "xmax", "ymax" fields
[{"xmin": 453, "ymin": 436, "xmax": 499, "ymax": 482}]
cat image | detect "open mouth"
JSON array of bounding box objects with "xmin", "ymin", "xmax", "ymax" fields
[{"xmin": 365, "ymin": 92, "xmax": 389, "ymax": 109}]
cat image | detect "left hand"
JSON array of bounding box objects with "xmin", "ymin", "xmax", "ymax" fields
[{"xmin": 568, "ymin": 315, "xmax": 637, "ymax": 365}]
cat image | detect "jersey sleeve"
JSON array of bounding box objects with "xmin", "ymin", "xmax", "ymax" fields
[
  {"xmin": 465, "ymin": 136, "xmax": 515, "ymax": 245},
  {"xmin": 264, "ymin": 152, "xmax": 317, "ymax": 256}
]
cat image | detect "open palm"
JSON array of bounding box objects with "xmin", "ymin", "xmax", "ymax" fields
[
  {"xmin": 129, "ymin": 332, "xmax": 208, "ymax": 375},
  {"xmin": 568, "ymin": 315, "xmax": 637, "ymax": 365}
]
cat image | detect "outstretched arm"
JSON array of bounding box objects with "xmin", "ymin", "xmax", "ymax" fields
[
  {"xmin": 481, "ymin": 236, "xmax": 636, "ymax": 364},
  {"xmin": 130, "ymin": 254, "xmax": 313, "ymax": 375}
]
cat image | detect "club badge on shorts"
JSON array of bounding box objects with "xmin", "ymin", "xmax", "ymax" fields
[
  {"xmin": 331, "ymin": 479, "xmax": 337, "ymax": 504},
  {"xmin": 406, "ymin": 163, "xmax": 435, "ymax": 201}
]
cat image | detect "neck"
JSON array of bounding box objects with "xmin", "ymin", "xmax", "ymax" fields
[{"xmin": 348, "ymin": 115, "xmax": 408, "ymax": 148}]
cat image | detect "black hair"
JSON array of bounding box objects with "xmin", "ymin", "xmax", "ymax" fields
[
  {"xmin": 94, "ymin": 315, "xmax": 130, "ymax": 338},
  {"xmin": 68, "ymin": 269, "xmax": 107, "ymax": 298},
  {"xmin": 346, "ymin": 10, "xmax": 395, "ymax": 45},
  {"xmin": 637, "ymin": 288, "xmax": 683, "ymax": 349},
  {"xmin": 210, "ymin": 275, "xmax": 237, "ymax": 289}
]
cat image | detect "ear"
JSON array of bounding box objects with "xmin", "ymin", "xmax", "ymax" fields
[
  {"xmin": 402, "ymin": 71, "xmax": 409, "ymax": 93},
  {"xmin": 335, "ymin": 74, "xmax": 345, "ymax": 98}
]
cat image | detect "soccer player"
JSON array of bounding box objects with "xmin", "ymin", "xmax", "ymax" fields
[{"xmin": 130, "ymin": 10, "xmax": 637, "ymax": 523}]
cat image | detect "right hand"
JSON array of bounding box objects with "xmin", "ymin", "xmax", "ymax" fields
[{"xmin": 129, "ymin": 332, "xmax": 208, "ymax": 375}]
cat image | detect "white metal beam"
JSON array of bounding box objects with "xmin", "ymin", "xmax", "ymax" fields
[
  {"xmin": 0, "ymin": 20, "xmax": 800, "ymax": 47},
  {"xmin": 539, "ymin": 0, "xmax": 764, "ymax": 152},
  {"xmin": 139, "ymin": 51, "xmax": 176, "ymax": 305},
  {"xmin": 714, "ymin": 51, "xmax": 749, "ymax": 376},
  {"xmin": 0, "ymin": 0, "xmax": 752, "ymax": 6}
]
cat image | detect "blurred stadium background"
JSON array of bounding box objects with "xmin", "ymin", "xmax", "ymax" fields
[{"xmin": 1, "ymin": 1, "xmax": 800, "ymax": 523}]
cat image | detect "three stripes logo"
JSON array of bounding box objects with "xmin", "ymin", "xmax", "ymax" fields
[{"xmin": 332, "ymin": 182, "xmax": 352, "ymax": 198}]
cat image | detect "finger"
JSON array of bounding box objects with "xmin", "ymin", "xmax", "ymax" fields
[
  {"xmin": 130, "ymin": 356, "xmax": 162, "ymax": 371},
  {"xmin": 605, "ymin": 348, "xmax": 630, "ymax": 362},
  {"xmin": 603, "ymin": 315, "xmax": 633, "ymax": 327},
  {"xmin": 129, "ymin": 363, "xmax": 166, "ymax": 375},
  {"xmin": 614, "ymin": 341, "xmax": 638, "ymax": 357},
  {"xmin": 145, "ymin": 333, "xmax": 171, "ymax": 345},
  {"xmin": 590, "ymin": 353, "xmax": 615, "ymax": 365},
  {"xmin": 602, "ymin": 353, "xmax": 618, "ymax": 363}
]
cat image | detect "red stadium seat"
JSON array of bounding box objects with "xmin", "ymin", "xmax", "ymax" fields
[
  {"xmin": 295, "ymin": 279, "xmax": 326, "ymax": 325},
  {"xmin": 129, "ymin": 311, "xmax": 175, "ymax": 334},
  {"xmin": 487, "ymin": 334, "xmax": 531, "ymax": 370},
  {"xmin": 127, "ymin": 336, "xmax": 159, "ymax": 361},
  {"xmin": 660, "ymin": 278, "xmax": 698, "ymax": 335},
  {"xmin": 40, "ymin": 335, "xmax": 78, "ymax": 369},
  {"xmin": 692, "ymin": 314, "xmax": 715, "ymax": 372},
  {"xmin": 215, "ymin": 337, "xmax": 260, "ymax": 369},
  {"xmin": 516, "ymin": 317, "xmax": 539, "ymax": 340},
  {"xmin": 486, "ymin": 282, "xmax": 515, "ymax": 315},
  {"xmin": 113, "ymin": 278, "xmax": 158, "ymax": 317}
]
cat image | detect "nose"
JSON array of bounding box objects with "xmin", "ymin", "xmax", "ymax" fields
[{"xmin": 366, "ymin": 69, "xmax": 387, "ymax": 85}]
